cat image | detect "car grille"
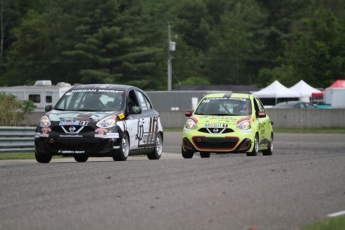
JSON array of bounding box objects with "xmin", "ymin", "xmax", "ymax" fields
[
  {"xmin": 51, "ymin": 126, "xmax": 95, "ymax": 133},
  {"xmin": 192, "ymin": 137, "xmax": 238, "ymax": 149},
  {"xmin": 198, "ymin": 128, "xmax": 234, "ymax": 134}
]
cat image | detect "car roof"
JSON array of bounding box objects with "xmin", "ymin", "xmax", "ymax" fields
[
  {"xmin": 276, "ymin": 101, "xmax": 311, "ymax": 106},
  {"xmin": 281, "ymin": 101, "xmax": 300, "ymax": 104},
  {"xmin": 274, "ymin": 101, "xmax": 299, "ymax": 106},
  {"xmin": 72, "ymin": 84, "xmax": 136, "ymax": 91},
  {"xmin": 202, "ymin": 93, "xmax": 253, "ymax": 99},
  {"xmin": 274, "ymin": 101, "xmax": 316, "ymax": 108}
]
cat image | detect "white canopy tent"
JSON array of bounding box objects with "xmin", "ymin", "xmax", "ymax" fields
[
  {"xmin": 252, "ymin": 80, "xmax": 300, "ymax": 106},
  {"xmin": 253, "ymin": 80, "xmax": 299, "ymax": 97},
  {"xmin": 288, "ymin": 80, "xmax": 321, "ymax": 102}
]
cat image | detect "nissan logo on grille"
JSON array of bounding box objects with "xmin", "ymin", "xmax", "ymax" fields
[
  {"xmin": 69, "ymin": 126, "xmax": 76, "ymax": 132},
  {"xmin": 213, "ymin": 128, "xmax": 219, "ymax": 133}
]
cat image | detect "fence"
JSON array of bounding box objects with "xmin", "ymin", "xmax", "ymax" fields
[{"xmin": 0, "ymin": 126, "xmax": 35, "ymax": 153}]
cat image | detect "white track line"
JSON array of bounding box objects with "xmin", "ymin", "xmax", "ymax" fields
[{"xmin": 327, "ymin": 210, "xmax": 345, "ymax": 218}]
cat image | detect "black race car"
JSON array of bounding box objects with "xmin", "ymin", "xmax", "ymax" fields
[{"xmin": 34, "ymin": 84, "xmax": 163, "ymax": 163}]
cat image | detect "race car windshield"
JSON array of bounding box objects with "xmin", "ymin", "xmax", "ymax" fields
[
  {"xmin": 195, "ymin": 98, "xmax": 252, "ymax": 115},
  {"xmin": 55, "ymin": 90, "xmax": 125, "ymax": 111}
]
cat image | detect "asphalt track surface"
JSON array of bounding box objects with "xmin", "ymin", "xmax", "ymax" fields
[{"xmin": 0, "ymin": 132, "xmax": 344, "ymax": 230}]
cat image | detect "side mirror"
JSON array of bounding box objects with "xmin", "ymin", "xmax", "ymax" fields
[
  {"xmin": 129, "ymin": 106, "xmax": 142, "ymax": 114},
  {"xmin": 45, "ymin": 105, "xmax": 53, "ymax": 112},
  {"xmin": 257, "ymin": 111, "xmax": 266, "ymax": 118},
  {"xmin": 185, "ymin": 111, "xmax": 193, "ymax": 117}
]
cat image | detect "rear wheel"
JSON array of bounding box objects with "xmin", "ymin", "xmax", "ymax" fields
[
  {"xmin": 200, "ymin": 152, "xmax": 211, "ymax": 158},
  {"xmin": 182, "ymin": 146, "xmax": 194, "ymax": 159},
  {"xmin": 113, "ymin": 132, "xmax": 129, "ymax": 161},
  {"xmin": 246, "ymin": 134, "xmax": 259, "ymax": 157},
  {"xmin": 262, "ymin": 133, "xmax": 273, "ymax": 156},
  {"xmin": 147, "ymin": 132, "xmax": 163, "ymax": 160},
  {"xmin": 74, "ymin": 155, "xmax": 88, "ymax": 162},
  {"xmin": 35, "ymin": 151, "xmax": 52, "ymax": 163}
]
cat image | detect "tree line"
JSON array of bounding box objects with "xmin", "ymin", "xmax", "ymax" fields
[{"xmin": 0, "ymin": 0, "xmax": 344, "ymax": 90}]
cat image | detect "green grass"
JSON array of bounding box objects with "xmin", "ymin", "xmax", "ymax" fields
[
  {"xmin": 300, "ymin": 216, "xmax": 345, "ymax": 230},
  {"xmin": 0, "ymin": 153, "xmax": 68, "ymax": 160},
  {"xmin": 0, "ymin": 153, "xmax": 35, "ymax": 160}
]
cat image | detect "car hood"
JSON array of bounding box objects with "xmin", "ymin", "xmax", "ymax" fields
[
  {"xmin": 193, "ymin": 114, "xmax": 252, "ymax": 126},
  {"xmin": 47, "ymin": 110, "xmax": 118, "ymax": 122}
]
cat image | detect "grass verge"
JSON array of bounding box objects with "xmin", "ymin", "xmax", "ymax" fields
[
  {"xmin": 0, "ymin": 153, "xmax": 66, "ymax": 160},
  {"xmin": 299, "ymin": 215, "xmax": 345, "ymax": 230},
  {"xmin": 0, "ymin": 153, "xmax": 35, "ymax": 160}
]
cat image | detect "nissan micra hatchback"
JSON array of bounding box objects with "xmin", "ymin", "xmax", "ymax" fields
[
  {"xmin": 34, "ymin": 84, "xmax": 163, "ymax": 163},
  {"xmin": 182, "ymin": 93, "xmax": 273, "ymax": 158}
]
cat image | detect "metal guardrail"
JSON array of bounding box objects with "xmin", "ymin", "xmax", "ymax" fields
[{"xmin": 0, "ymin": 126, "xmax": 36, "ymax": 153}]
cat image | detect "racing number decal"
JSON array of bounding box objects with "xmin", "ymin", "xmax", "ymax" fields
[
  {"xmin": 148, "ymin": 117, "xmax": 158, "ymax": 144},
  {"xmin": 136, "ymin": 117, "xmax": 158, "ymax": 147},
  {"xmin": 136, "ymin": 118, "xmax": 145, "ymax": 142}
]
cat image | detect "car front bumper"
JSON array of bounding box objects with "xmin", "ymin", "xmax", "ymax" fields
[
  {"xmin": 182, "ymin": 128, "xmax": 255, "ymax": 153},
  {"xmin": 34, "ymin": 126, "xmax": 124, "ymax": 157}
]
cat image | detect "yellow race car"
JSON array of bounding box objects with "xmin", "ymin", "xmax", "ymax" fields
[{"xmin": 182, "ymin": 93, "xmax": 273, "ymax": 158}]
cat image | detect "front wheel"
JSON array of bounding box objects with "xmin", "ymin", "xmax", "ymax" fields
[
  {"xmin": 246, "ymin": 134, "xmax": 259, "ymax": 157},
  {"xmin": 262, "ymin": 133, "xmax": 273, "ymax": 156},
  {"xmin": 35, "ymin": 151, "xmax": 52, "ymax": 163},
  {"xmin": 147, "ymin": 132, "xmax": 163, "ymax": 160},
  {"xmin": 113, "ymin": 132, "xmax": 129, "ymax": 161},
  {"xmin": 74, "ymin": 155, "xmax": 88, "ymax": 162},
  {"xmin": 182, "ymin": 146, "xmax": 194, "ymax": 159}
]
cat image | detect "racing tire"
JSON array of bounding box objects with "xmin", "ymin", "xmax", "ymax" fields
[
  {"xmin": 200, "ymin": 152, "xmax": 211, "ymax": 158},
  {"xmin": 113, "ymin": 132, "xmax": 129, "ymax": 161},
  {"xmin": 246, "ymin": 134, "xmax": 259, "ymax": 157},
  {"xmin": 35, "ymin": 151, "xmax": 52, "ymax": 163},
  {"xmin": 182, "ymin": 146, "xmax": 194, "ymax": 159},
  {"xmin": 147, "ymin": 132, "xmax": 163, "ymax": 160},
  {"xmin": 262, "ymin": 133, "xmax": 273, "ymax": 156},
  {"xmin": 74, "ymin": 155, "xmax": 88, "ymax": 162}
]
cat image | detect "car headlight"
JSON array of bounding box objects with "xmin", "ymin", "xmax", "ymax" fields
[
  {"xmin": 39, "ymin": 115, "xmax": 51, "ymax": 127},
  {"xmin": 96, "ymin": 115, "xmax": 117, "ymax": 128},
  {"xmin": 185, "ymin": 118, "xmax": 197, "ymax": 129},
  {"xmin": 236, "ymin": 120, "xmax": 251, "ymax": 130}
]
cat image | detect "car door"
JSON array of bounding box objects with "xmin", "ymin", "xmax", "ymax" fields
[
  {"xmin": 123, "ymin": 89, "xmax": 141, "ymax": 151},
  {"xmin": 134, "ymin": 90, "xmax": 158, "ymax": 149},
  {"xmin": 254, "ymin": 97, "xmax": 270, "ymax": 145}
]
